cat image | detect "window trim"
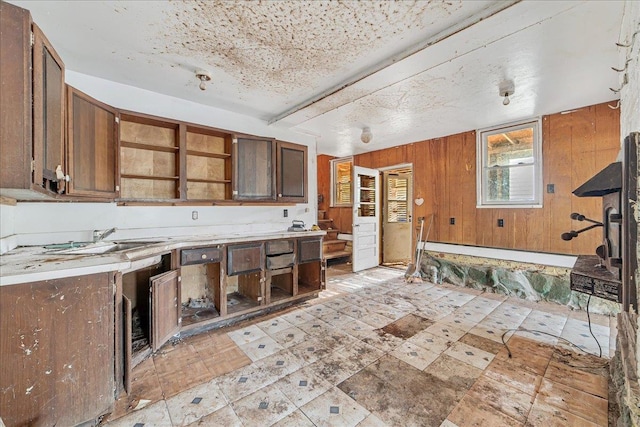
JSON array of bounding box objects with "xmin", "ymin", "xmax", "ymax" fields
[
  {"xmin": 476, "ymin": 118, "xmax": 543, "ymax": 208},
  {"xmin": 330, "ymin": 156, "xmax": 353, "ymax": 207}
]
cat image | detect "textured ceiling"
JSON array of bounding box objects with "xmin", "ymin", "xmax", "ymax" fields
[{"xmin": 10, "ymin": 0, "xmax": 625, "ymax": 156}]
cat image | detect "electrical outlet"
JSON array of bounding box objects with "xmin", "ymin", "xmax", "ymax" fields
[
  {"xmin": 547, "ymin": 184, "xmax": 555, "ymax": 193},
  {"xmin": 192, "ymin": 210, "xmax": 198, "ymax": 220},
  {"xmin": 283, "ymin": 209, "xmax": 288, "ymax": 217},
  {"xmin": 449, "ymin": 217, "xmax": 455, "ymax": 225},
  {"xmin": 497, "ymin": 218, "xmax": 504, "ymax": 227}
]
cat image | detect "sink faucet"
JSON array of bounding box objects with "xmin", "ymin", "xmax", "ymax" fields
[{"xmin": 93, "ymin": 227, "xmax": 116, "ymax": 242}]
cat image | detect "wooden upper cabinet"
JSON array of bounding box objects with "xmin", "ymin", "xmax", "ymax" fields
[
  {"xmin": 185, "ymin": 126, "xmax": 232, "ymax": 201},
  {"xmin": 233, "ymin": 136, "xmax": 276, "ymax": 201},
  {"xmin": 277, "ymin": 141, "xmax": 307, "ymax": 203},
  {"xmin": 33, "ymin": 23, "xmax": 66, "ymax": 194},
  {"xmin": 119, "ymin": 113, "xmax": 181, "ymax": 201},
  {"xmin": 66, "ymin": 86, "xmax": 119, "ymax": 198},
  {"xmin": 0, "ymin": 2, "xmax": 32, "ymax": 193}
]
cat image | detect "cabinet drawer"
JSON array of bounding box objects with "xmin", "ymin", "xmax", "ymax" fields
[
  {"xmin": 228, "ymin": 243, "xmax": 263, "ymax": 276},
  {"xmin": 266, "ymin": 253, "xmax": 295, "ymax": 270},
  {"xmin": 298, "ymin": 238, "xmax": 322, "ymax": 263},
  {"xmin": 181, "ymin": 246, "xmax": 223, "ymax": 265},
  {"xmin": 265, "ymin": 240, "xmax": 294, "ymax": 255}
]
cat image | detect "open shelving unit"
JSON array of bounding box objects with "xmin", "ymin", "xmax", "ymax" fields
[
  {"xmin": 119, "ymin": 115, "xmax": 180, "ymax": 200},
  {"xmin": 186, "ymin": 127, "xmax": 232, "ymax": 200}
]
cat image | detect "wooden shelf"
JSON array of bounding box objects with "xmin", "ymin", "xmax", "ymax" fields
[
  {"xmin": 187, "ymin": 150, "xmax": 230, "ymax": 159},
  {"xmin": 187, "ymin": 178, "xmax": 231, "ymax": 184},
  {"xmin": 121, "ymin": 140, "xmax": 178, "ymax": 153},
  {"xmin": 121, "ymin": 174, "xmax": 179, "ymax": 181}
]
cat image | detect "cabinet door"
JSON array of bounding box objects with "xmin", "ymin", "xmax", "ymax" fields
[
  {"xmin": 33, "ymin": 24, "xmax": 66, "ymax": 194},
  {"xmin": 0, "ymin": 2, "xmax": 32, "ymax": 191},
  {"xmin": 150, "ymin": 270, "xmax": 181, "ymax": 351},
  {"xmin": 0, "ymin": 272, "xmax": 115, "ymax": 427},
  {"xmin": 233, "ymin": 136, "xmax": 276, "ymax": 200},
  {"xmin": 227, "ymin": 243, "xmax": 263, "ymax": 275},
  {"xmin": 277, "ymin": 141, "xmax": 307, "ymax": 203},
  {"xmin": 67, "ymin": 86, "xmax": 119, "ymax": 198},
  {"xmin": 298, "ymin": 238, "xmax": 323, "ymax": 263}
]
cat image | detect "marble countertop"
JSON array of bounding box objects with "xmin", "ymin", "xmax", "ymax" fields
[{"xmin": 0, "ymin": 230, "xmax": 326, "ymax": 286}]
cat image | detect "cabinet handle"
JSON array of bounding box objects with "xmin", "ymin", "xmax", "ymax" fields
[{"xmin": 201, "ymin": 254, "xmax": 207, "ymax": 259}]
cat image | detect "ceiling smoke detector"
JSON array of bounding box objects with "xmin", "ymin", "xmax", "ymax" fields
[
  {"xmin": 195, "ymin": 69, "xmax": 212, "ymax": 91},
  {"xmin": 361, "ymin": 127, "xmax": 373, "ymax": 144}
]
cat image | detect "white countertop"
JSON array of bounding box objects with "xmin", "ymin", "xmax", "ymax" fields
[{"xmin": 0, "ymin": 230, "xmax": 325, "ymax": 286}]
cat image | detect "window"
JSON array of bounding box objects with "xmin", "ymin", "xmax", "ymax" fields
[
  {"xmin": 330, "ymin": 157, "xmax": 353, "ymax": 206},
  {"xmin": 477, "ymin": 119, "xmax": 542, "ymax": 207},
  {"xmin": 386, "ymin": 175, "xmax": 409, "ymax": 222}
]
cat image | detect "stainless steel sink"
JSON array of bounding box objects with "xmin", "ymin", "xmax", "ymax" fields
[{"xmin": 54, "ymin": 241, "xmax": 162, "ymax": 255}]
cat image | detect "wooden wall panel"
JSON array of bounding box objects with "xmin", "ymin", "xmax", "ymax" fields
[
  {"xmin": 316, "ymin": 154, "xmax": 332, "ymax": 211},
  {"xmin": 316, "ymin": 101, "xmax": 620, "ymax": 256},
  {"xmin": 448, "ymin": 133, "xmax": 464, "ymax": 243},
  {"xmin": 460, "ymin": 132, "xmax": 477, "ymax": 245}
]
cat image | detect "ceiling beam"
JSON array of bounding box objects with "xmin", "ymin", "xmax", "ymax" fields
[{"xmin": 267, "ymin": 0, "xmax": 522, "ymax": 126}]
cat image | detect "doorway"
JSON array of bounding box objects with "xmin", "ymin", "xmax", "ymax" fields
[{"xmin": 381, "ymin": 165, "xmax": 413, "ymax": 265}]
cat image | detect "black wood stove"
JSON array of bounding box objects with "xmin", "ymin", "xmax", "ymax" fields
[{"xmin": 565, "ymin": 134, "xmax": 638, "ymax": 311}]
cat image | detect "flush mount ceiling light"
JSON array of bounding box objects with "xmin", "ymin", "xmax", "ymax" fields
[
  {"xmin": 361, "ymin": 127, "xmax": 373, "ymax": 144},
  {"xmin": 195, "ymin": 69, "xmax": 212, "ymax": 91},
  {"xmin": 499, "ymin": 80, "xmax": 515, "ymax": 106}
]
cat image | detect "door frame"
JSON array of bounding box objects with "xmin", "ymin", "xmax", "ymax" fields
[{"xmin": 379, "ymin": 163, "xmax": 413, "ymax": 265}]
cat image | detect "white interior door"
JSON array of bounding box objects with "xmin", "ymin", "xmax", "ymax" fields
[{"xmin": 352, "ymin": 166, "xmax": 380, "ymax": 272}]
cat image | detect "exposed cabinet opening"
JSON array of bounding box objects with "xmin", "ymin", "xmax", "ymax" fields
[
  {"xmin": 227, "ymin": 243, "xmax": 264, "ymax": 314},
  {"xmin": 298, "ymin": 262, "xmax": 323, "ymax": 295},
  {"xmin": 226, "ymin": 273, "xmax": 262, "ymax": 314},
  {"xmin": 119, "ymin": 115, "xmax": 180, "ymax": 201},
  {"xmin": 265, "ymin": 239, "xmax": 295, "ymax": 302},
  {"xmin": 121, "ymin": 253, "xmax": 173, "ymax": 367},
  {"xmin": 297, "ymin": 238, "xmax": 324, "ymax": 295},
  {"xmin": 186, "ymin": 127, "xmax": 232, "ymax": 200},
  {"xmin": 268, "ymin": 268, "xmax": 294, "ymax": 302},
  {"xmin": 180, "ymin": 262, "xmax": 222, "ymax": 326}
]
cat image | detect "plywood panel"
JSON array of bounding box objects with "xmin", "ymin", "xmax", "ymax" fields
[
  {"xmin": 543, "ymin": 116, "xmax": 572, "ymax": 253},
  {"xmin": 447, "ymin": 133, "xmax": 464, "ymax": 243},
  {"xmin": 187, "ymin": 182, "xmax": 227, "ymax": 200},
  {"xmin": 186, "ymin": 132, "xmax": 226, "ymax": 153},
  {"xmin": 120, "ymin": 121, "xmax": 175, "ymax": 147},
  {"xmin": 433, "ymin": 139, "xmax": 449, "ymax": 242},
  {"xmin": 461, "ymin": 131, "xmax": 477, "ymax": 245},
  {"xmin": 120, "ymin": 178, "xmax": 176, "ymax": 199},
  {"xmin": 121, "ymin": 147, "xmax": 176, "ymax": 177},
  {"xmin": 187, "ymin": 155, "xmax": 226, "ymax": 181},
  {"xmin": 475, "ymin": 208, "xmax": 494, "ymax": 247}
]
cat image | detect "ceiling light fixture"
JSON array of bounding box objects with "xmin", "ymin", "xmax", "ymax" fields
[
  {"xmin": 361, "ymin": 127, "xmax": 373, "ymax": 144},
  {"xmin": 502, "ymin": 91, "xmax": 511, "ymax": 105},
  {"xmin": 498, "ymin": 80, "xmax": 515, "ymax": 106},
  {"xmin": 195, "ymin": 69, "xmax": 212, "ymax": 91}
]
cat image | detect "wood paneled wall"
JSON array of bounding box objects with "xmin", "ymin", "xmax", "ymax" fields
[{"xmin": 316, "ymin": 101, "xmax": 620, "ymax": 255}]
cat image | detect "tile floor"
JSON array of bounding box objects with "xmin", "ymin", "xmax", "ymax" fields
[{"xmin": 103, "ymin": 265, "xmax": 615, "ymax": 427}]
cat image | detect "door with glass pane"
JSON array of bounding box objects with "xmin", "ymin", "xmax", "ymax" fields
[
  {"xmin": 352, "ymin": 166, "xmax": 380, "ymax": 272},
  {"xmin": 383, "ymin": 172, "xmax": 412, "ymax": 264}
]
